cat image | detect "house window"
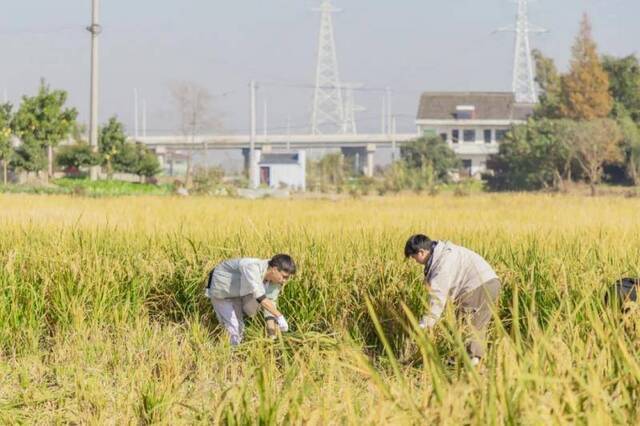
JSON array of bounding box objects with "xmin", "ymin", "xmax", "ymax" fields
[
  {"xmin": 452, "ymin": 129, "xmax": 460, "ymax": 143},
  {"xmin": 439, "ymin": 133, "xmax": 448, "ymax": 143},
  {"xmin": 423, "ymin": 129, "xmax": 437, "ymax": 138},
  {"xmin": 495, "ymin": 129, "xmax": 508, "ymax": 142},
  {"xmin": 483, "ymin": 129, "xmax": 492, "ymax": 144},
  {"xmin": 455, "ymin": 105, "xmax": 475, "ymax": 120},
  {"xmin": 463, "ymin": 130, "xmax": 476, "ymax": 143}
]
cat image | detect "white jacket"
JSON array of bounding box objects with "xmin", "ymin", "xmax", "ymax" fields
[{"xmin": 423, "ymin": 241, "xmax": 498, "ymax": 326}]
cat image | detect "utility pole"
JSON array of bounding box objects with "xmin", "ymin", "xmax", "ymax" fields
[
  {"xmin": 391, "ymin": 115, "xmax": 397, "ymax": 162},
  {"xmin": 134, "ymin": 88, "xmax": 139, "ymax": 139},
  {"xmin": 142, "ymin": 99, "xmax": 147, "ymax": 137},
  {"xmin": 249, "ymin": 80, "xmax": 257, "ymax": 189},
  {"xmin": 381, "ymin": 95, "xmax": 386, "ymax": 134},
  {"xmin": 386, "ymin": 87, "xmax": 392, "ymax": 136},
  {"xmin": 263, "ymin": 99, "xmax": 268, "ymax": 137},
  {"xmin": 286, "ymin": 114, "xmax": 291, "ymax": 150},
  {"xmin": 341, "ymin": 83, "xmax": 364, "ymax": 134},
  {"xmin": 87, "ymin": 0, "xmax": 101, "ymax": 181}
]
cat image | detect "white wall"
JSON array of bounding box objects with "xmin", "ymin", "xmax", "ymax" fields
[
  {"xmin": 257, "ymin": 150, "xmax": 306, "ymax": 191},
  {"xmin": 419, "ymin": 122, "xmax": 510, "ymax": 175},
  {"xmin": 266, "ymin": 163, "xmax": 305, "ymax": 191}
]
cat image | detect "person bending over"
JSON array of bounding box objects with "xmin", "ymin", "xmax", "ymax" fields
[{"xmin": 205, "ymin": 254, "xmax": 296, "ymax": 345}]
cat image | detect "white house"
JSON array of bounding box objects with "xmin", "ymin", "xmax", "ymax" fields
[
  {"xmin": 416, "ymin": 92, "xmax": 534, "ymax": 176},
  {"xmin": 253, "ymin": 150, "xmax": 306, "ymax": 191}
]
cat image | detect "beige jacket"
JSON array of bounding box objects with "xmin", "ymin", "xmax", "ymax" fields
[{"xmin": 423, "ymin": 241, "xmax": 498, "ymax": 326}]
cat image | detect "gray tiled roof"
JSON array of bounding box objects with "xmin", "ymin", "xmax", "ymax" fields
[
  {"xmin": 417, "ymin": 92, "xmax": 534, "ymax": 121},
  {"xmin": 259, "ymin": 153, "xmax": 300, "ymax": 165}
]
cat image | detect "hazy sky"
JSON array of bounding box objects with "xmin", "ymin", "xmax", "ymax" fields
[{"xmin": 0, "ymin": 0, "xmax": 637, "ymax": 135}]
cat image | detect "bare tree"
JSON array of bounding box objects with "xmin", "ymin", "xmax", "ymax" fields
[
  {"xmin": 169, "ymin": 81, "xmax": 215, "ymax": 186},
  {"xmin": 568, "ymin": 119, "xmax": 623, "ymax": 196}
]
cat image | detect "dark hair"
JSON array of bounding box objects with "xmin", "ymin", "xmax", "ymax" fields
[
  {"xmin": 269, "ymin": 254, "xmax": 297, "ymax": 274},
  {"xmin": 404, "ymin": 234, "xmax": 433, "ymax": 258},
  {"xmin": 604, "ymin": 277, "xmax": 638, "ymax": 312}
]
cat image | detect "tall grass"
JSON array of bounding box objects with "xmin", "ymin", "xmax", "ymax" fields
[{"xmin": 0, "ymin": 193, "xmax": 638, "ymax": 423}]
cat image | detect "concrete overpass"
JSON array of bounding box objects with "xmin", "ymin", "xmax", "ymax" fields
[
  {"xmin": 134, "ymin": 133, "xmax": 419, "ymax": 150},
  {"xmin": 135, "ymin": 133, "xmax": 420, "ymax": 177}
]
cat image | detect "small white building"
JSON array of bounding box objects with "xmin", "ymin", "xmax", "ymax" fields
[
  {"xmin": 253, "ymin": 150, "xmax": 306, "ymax": 191},
  {"xmin": 416, "ymin": 92, "xmax": 534, "ymax": 176}
]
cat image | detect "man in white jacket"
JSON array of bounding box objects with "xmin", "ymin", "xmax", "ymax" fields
[
  {"xmin": 404, "ymin": 234, "xmax": 501, "ymax": 364},
  {"xmin": 205, "ymin": 254, "xmax": 296, "ymax": 345}
]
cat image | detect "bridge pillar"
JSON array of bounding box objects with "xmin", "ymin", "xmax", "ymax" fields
[
  {"xmin": 241, "ymin": 148, "xmax": 250, "ymax": 175},
  {"xmin": 340, "ymin": 147, "xmax": 365, "ymax": 175},
  {"xmin": 340, "ymin": 145, "xmax": 376, "ymax": 176},
  {"xmin": 168, "ymin": 157, "xmax": 174, "ymax": 177},
  {"xmin": 366, "ymin": 144, "xmax": 376, "ymax": 178},
  {"xmin": 153, "ymin": 147, "xmax": 166, "ymax": 174}
]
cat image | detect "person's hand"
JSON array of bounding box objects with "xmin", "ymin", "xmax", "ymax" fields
[
  {"xmin": 418, "ymin": 318, "xmax": 428, "ymax": 329},
  {"xmin": 418, "ymin": 315, "xmax": 435, "ymax": 329},
  {"xmin": 276, "ymin": 315, "xmax": 289, "ymax": 332}
]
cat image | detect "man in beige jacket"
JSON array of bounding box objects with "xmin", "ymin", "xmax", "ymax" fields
[{"xmin": 404, "ymin": 234, "xmax": 501, "ymax": 365}]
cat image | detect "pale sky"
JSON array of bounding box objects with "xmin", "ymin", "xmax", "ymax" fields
[{"xmin": 0, "ymin": 0, "xmax": 637, "ymax": 135}]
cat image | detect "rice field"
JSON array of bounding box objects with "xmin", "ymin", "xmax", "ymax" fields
[{"xmin": 0, "ymin": 193, "xmax": 638, "ymax": 424}]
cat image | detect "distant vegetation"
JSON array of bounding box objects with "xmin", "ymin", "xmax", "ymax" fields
[
  {"xmin": 486, "ymin": 14, "xmax": 640, "ymax": 195},
  {"xmin": 0, "ymin": 81, "xmax": 161, "ymax": 186},
  {"xmin": 2, "ymin": 14, "xmax": 639, "ymax": 199},
  {"xmin": 0, "ymin": 178, "xmax": 173, "ymax": 197}
]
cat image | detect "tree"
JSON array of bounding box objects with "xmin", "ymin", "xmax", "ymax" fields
[
  {"xmin": 617, "ymin": 115, "xmax": 640, "ymax": 185},
  {"xmin": 381, "ymin": 160, "xmax": 417, "ymax": 193},
  {"xmin": 12, "ymin": 80, "xmax": 78, "ymax": 179},
  {"xmin": 134, "ymin": 144, "xmax": 161, "ymax": 182},
  {"xmin": 192, "ymin": 165, "xmax": 225, "ymax": 195},
  {"xmin": 55, "ymin": 142, "xmax": 100, "ymax": 173},
  {"xmin": 532, "ymin": 49, "xmax": 563, "ymax": 119},
  {"xmin": 0, "ymin": 103, "xmax": 13, "ymax": 184},
  {"xmin": 567, "ymin": 119, "xmax": 623, "ymax": 195},
  {"xmin": 306, "ymin": 153, "xmax": 348, "ymax": 191},
  {"xmin": 169, "ymin": 82, "xmax": 214, "ymax": 186},
  {"xmin": 112, "ymin": 142, "xmax": 160, "ymax": 182},
  {"xmin": 602, "ymin": 55, "xmax": 640, "ymax": 123},
  {"xmin": 485, "ymin": 121, "xmax": 575, "ymax": 191},
  {"xmin": 560, "ymin": 14, "xmax": 613, "ymax": 120},
  {"xmin": 11, "ymin": 137, "xmax": 46, "ymax": 175},
  {"xmin": 112, "ymin": 142, "xmax": 139, "ymax": 175},
  {"xmin": 99, "ymin": 116, "xmax": 127, "ymax": 178},
  {"xmin": 400, "ymin": 136, "xmax": 460, "ymax": 183}
]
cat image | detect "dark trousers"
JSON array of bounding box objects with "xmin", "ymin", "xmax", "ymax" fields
[{"xmin": 457, "ymin": 278, "xmax": 501, "ymax": 358}]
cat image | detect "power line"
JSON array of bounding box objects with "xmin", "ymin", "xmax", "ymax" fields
[
  {"xmin": 0, "ymin": 26, "xmax": 81, "ymax": 36},
  {"xmin": 142, "ymin": 112, "xmax": 417, "ymax": 135},
  {"xmin": 259, "ymin": 80, "xmax": 425, "ymax": 94},
  {"xmin": 210, "ymin": 90, "xmax": 237, "ymax": 98}
]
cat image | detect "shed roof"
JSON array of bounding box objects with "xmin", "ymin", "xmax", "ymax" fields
[{"xmin": 259, "ymin": 153, "xmax": 300, "ymax": 165}]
